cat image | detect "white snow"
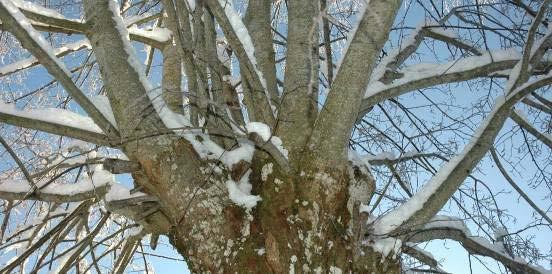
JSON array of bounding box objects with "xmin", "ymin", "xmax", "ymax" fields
[
  {"xmin": 0, "ymin": 0, "xmax": 72, "ymax": 75},
  {"xmin": 256, "ymin": 248, "xmax": 265, "ymax": 256},
  {"xmin": 0, "ymin": 101, "xmax": 103, "ymax": 134},
  {"xmin": 0, "ymin": 167, "xmax": 111, "ymax": 197},
  {"xmin": 365, "ymin": 48, "xmax": 522, "ymax": 99},
  {"xmin": 329, "ymin": 266, "xmax": 343, "ymax": 274},
  {"xmin": 269, "ymin": 136, "xmax": 289, "ymax": 159},
  {"xmin": 261, "ymin": 163, "xmax": 273, "ymax": 181},
  {"xmin": 369, "ymin": 237, "xmax": 402, "ymax": 260},
  {"xmin": 348, "ymin": 150, "xmax": 372, "ymax": 169},
  {"xmin": 364, "ymin": 151, "xmax": 395, "ymax": 161},
  {"xmin": 225, "ymin": 169, "xmax": 261, "ymax": 209},
  {"xmin": 246, "ymin": 122, "xmax": 271, "ymax": 141},
  {"xmin": 11, "ymin": 0, "xmax": 78, "ymax": 21},
  {"xmin": 0, "ymin": 39, "xmax": 90, "ymax": 76},
  {"xmin": 105, "ymin": 182, "xmax": 146, "ymax": 202},
  {"xmin": 186, "ymin": 0, "xmax": 196, "ymax": 11},
  {"xmin": 289, "ymin": 255, "xmax": 298, "ymax": 274},
  {"xmin": 128, "ymin": 25, "xmax": 172, "ymax": 43},
  {"xmin": 424, "ymin": 215, "xmax": 470, "ymax": 234}
]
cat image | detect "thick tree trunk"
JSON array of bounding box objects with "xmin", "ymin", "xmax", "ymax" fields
[
  {"xmin": 79, "ymin": 2, "xmax": 406, "ymax": 272},
  {"xmin": 128, "ymin": 138, "xmax": 400, "ymax": 273}
]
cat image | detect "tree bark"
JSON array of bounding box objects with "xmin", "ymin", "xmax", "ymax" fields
[{"xmin": 125, "ymin": 136, "xmax": 399, "ymax": 273}]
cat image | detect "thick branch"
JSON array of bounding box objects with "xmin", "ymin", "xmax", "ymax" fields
[
  {"xmin": 276, "ymin": 0, "xmax": 319, "ymax": 162},
  {"xmin": 0, "ymin": 1, "xmax": 119, "ymax": 139},
  {"xmin": 0, "ymin": 178, "xmax": 109, "ymax": 203},
  {"xmin": 360, "ymin": 49, "xmax": 524, "ymax": 116},
  {"xmin": 83, "ymin": 0, "xmax": 167, "ymax": 137},
  {"xmin": 204, "ymin": 0, "xmax": 275, "ymax": 126},
  {"xmin": 0, "ymin": 105, "xmax": 112, "ymax": 146},
  {"xmin": 407, "ymin": 222, "xmax": 550, "ymax": 274},
  {"xmin": 307, "ymin": 0, "xmax": 402, "ymax": 167},
  {"xmin": 374, "ymin": 73, "xmax": 552, "ymax": 235}
]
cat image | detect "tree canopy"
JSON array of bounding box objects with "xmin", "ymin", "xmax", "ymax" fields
[{"xmin": 0, "ymin": 0, "xmax": 551, "ymax": 273}]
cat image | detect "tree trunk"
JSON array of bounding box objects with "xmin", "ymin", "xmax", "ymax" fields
[{"xmin": 128, "ymin": 137, "xmax": 400, "ymax": 273}]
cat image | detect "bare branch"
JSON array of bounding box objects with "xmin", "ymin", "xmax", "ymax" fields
[
  {"xmin": 510, "ymin": 110, "xmax": 552, "ymax": 149},
  {"xmin": 490, "ymin": 149, "xmax": 552, "ymax": 226}
]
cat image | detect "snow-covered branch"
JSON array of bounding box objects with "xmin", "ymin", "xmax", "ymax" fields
[
  {"xmin": 402, "ymin": 243, "xmax": 441, "ymax": 272},
  {"xmin": 406, "ymin": 216, "xmax": 551, "ymax": 274},
  {"xmin": 0, "ymin": 102, "xmax": 112, "ymax": 146},
  {"xmin": 0, "ymin": 170, "xmax": 111, "ymax": 203},
  {"xmin": 204, "ymin": 0, "xmax": 275, "ymax": 126},
  {"xmin": 373, "ymin": 71, "xmax": 552, "ymax": 236},
  {"xmin": 0, "ymin": 1, "xmax": 170, "ymax": 48},
  {"xmin": 0, "ymin": 0, "xmax": 119, "ymax": 139},
  {"xmin": 360, "ymin": 48, "xmax": 525, "ymax": 115},
  {"xmin": 0, "ymin": 39, "xmax": 90, "ymax": 77},
  {"xmin": 361, "ymin": 151, "xmax": 444, "ymax": 166}
]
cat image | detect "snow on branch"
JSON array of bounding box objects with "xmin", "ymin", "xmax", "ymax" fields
[
  {"xmin": 11, "ymin": 0, "xmax": 76, "ymax": 21},
  {"xmin": 204, "ymin": 0, "xmax": 275, "ymax": 124},
  {"xmin": 0, "ymin": 0, "xmax": 170, "ymax": 48},
  {"xmin": 0, "ymin": 164, "xmax": 116, "ymax": 203},
  {"xmin": 105, "ymin": 0, "xmax": 190, "ymax": 132},
  {"xmin": 0, "ymin": 101, "xmax": 112, "ymax": 146},
  {"xmin": 356, "ymin": 151, "xmax": 444, "ymax": 166},
  {"xmin": 361, "ymin": 48, "xmax": 522, "ymax": 114},
  {"xmin": 402, "ymin": 243, "xmax": 442, "ymax": 272},
  {"xmin": 127, "ymin": 25, "xmax": 172, "ymax": 44},
  {"xmin": 0, "ymin": 178, "xmax": 109, "ymax": 203},
  {"xmin": 0, "ymin": 0, "xmax": 119, "ymax": 138},
  {"xmin": 372, "ymin": 71, "xmax": 552, "ymax": 237},
  {"xmin": 405, "ymin": 216, "xmax": 552, "ymax": 274},
  {"xmin": 0, "ymin": 39, "xmax": 91, "ymax": 77}
]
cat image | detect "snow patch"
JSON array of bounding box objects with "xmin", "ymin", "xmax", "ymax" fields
[
  {"xmin": 261, "ymin": 163, "xmax": 273, "ymax": 181},
  {"xmin": 246, "ymin": 122, "xmax": 271, "ymax": 141},
  {"xmin": 369, "ymin": 237, "xmax": 402, "ymax": 260},
  {"xmin": 329, "ymin": 266, "xmax": 343, "ymax": 274},
  {"xmin": 226, "ymin": 169, "xmax": 261, "ymax": 209},
  {"xmin": 128, "ymin": 25, "xmax": 172, "ymax": 43}
]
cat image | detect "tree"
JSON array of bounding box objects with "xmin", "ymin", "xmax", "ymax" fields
[{"xmin": 0, "ymin": 0, "xmax": 550, "ymax": 272}]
